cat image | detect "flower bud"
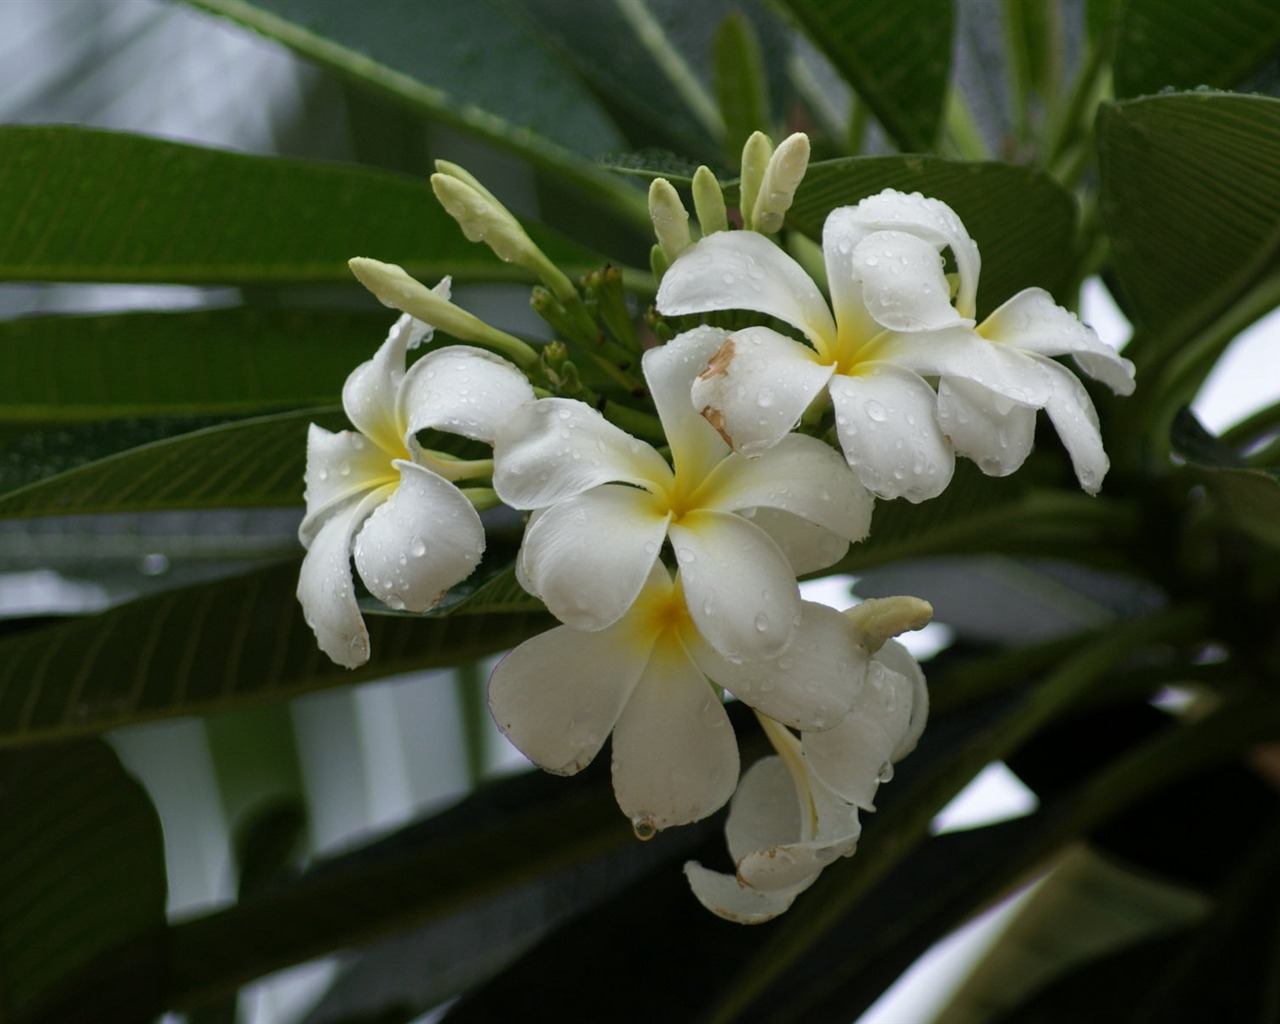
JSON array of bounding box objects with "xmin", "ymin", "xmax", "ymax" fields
[
  {"xmin": 737, "ymin": 131, "xmax": 773, "ymax": 231},
  {"xmin": 692, "ymin": 165, "xmax": 728, "ymax": 236},
  {"xmin": 845, "ymin": 596, "xmax": 933, "ymax": 654},
  {"xmin": 751, "ymin": 132, "xmax": 810, "ymax": 235},
  {"xmin": 648, "ymin": 177, "xmax": 693, "ymax": 263}
]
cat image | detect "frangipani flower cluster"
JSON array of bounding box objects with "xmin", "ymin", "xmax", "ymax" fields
[{"xmin": 295, "ymin": 132, "xmax": 1134, "ymax": 921}]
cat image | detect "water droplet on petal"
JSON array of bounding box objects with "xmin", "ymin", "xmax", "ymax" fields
[
  {"xmin": 632, "ymin": 816, "xmax": 658, "ymax": 841},
  {"xmin": 865, "ymin": 400, "xmax": 887, "ymax": 423},
  {"xmin": 410, "ymin": 537, "xmax": 427, "ymax": 558},
  {"xmin": 754, "ymin": 613, "xmax": 770, "ymax": 632}
]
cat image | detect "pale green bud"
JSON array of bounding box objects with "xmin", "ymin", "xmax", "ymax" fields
[
  {"xmin": 648, "ymin": 177, "xmax": 692, "ymax": 263},
  {"xmin": 751, "ymin": 132, "xmax": 810, "ymax": 235},
  {"xmin": 692, "ymin": 165, "xmax": 728, "ymax": 235},
  {"xmin": 844, "ymin": 596, "xmax": 934, "ymax": 654},
  {"xmin": 737, "ymin": 131, "xmax": 773, "ymax": 231}
]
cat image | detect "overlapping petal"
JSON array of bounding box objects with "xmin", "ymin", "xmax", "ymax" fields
[
  {"xmin": 299, "ymin": 425, "xmax": 397, "ymax": 545},
  {"xmin": 401, "ymin": 345, "xmax": 535, "ymax": 442},
  {"xmin": 342, "ymin": 312, "xmax": 432, "ymax": 454},
  {"xmin": 937, "ymin": 375, "xmax": 1037, "ymax": 477},
  {"xmin": 848, "ymin": 230, "xmax": 970, "ymax": 333},
  {"xmin": 642, "ymin": 325, "xmax": 730, "ymax": 481},
  {"xmin": 739, "ymin": 508, "xmax": 850, "ymax": 575}
]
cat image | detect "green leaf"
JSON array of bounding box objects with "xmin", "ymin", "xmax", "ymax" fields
[
  {"xmin": 0, "ymin": 125, "xmax": 602, "ymax": 285},
  {"xmin": 0, "ymin": 310, "xmax": 392, "ymax": 423},
  {"xmin": 1172, "ymin": 408, "xmax": 1280, "ymax": 548},
  {"xmin": 714, "ymin": 11, "xmax": 775, "ymax": 164},
  {"xmin": 1097, "ymin": 93, "xmax": 1280, "ymax": 341},
  {"xmin": 0, "ymin": 409, "xmax": 338, "ymax": 519},
  {"xmin": 0, "ymin": 739, "xmax": 167, "ymax": 1023},
  {"xmin": 1111, "ymin": 0, "xmax": 1280, "ymax": 99},
  {"xmin": 186, "ymin": 0, "xmax": 651, "ymax": 224},
  {"xmin": 0, "ymin": 561, "xmax": 552, "ymax": 747},
  {"xmin": 789, "ymin": 156, "xmax": 1079, "ymax": 315},
  {"xmin": 776, "ymin": 0, "xmax": 953, "ymax": 152}
]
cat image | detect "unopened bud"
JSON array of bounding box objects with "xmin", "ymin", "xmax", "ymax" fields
[
  {"xmin": 692, "ymin": 165, "xmax": 728, "ymax": 235},
  {"xmin": 737, "ymin": 131, "xmax": 773, "ymax": 231},
  {"xmin": 845, "ymin": 596, "xmax": 933, "ymax": 654},
  {"xmin": 649, "ymin": 178, "xmax": 692, "ymax": 263},
  {"xmin": 751, "ymin": 132, "xmax": 810, "ymax": 235}
]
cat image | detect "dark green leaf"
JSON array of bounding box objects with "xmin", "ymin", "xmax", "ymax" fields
[
  {"xmin": 714, "ymin": 11, "xmax": 774, "ymax": 165},
  {"xmin": 0, "ymin": 561, "xmax": 551, "ymax": 747},
  {"xmin": 789, "ymin": 156, "xmax": 1079, "ymax": 313},
  {"xmin": 776, "ymin": 0, "xmax": 953, "ymax": 152},
  {"xmin": 1097, "ymin": 93, "xmax": 1280, "ymax": 340},
  {"xmin": 0, "ymin": 310, "xmax": 392, "ymax": 422},
  {"xmin": 0, "ymin": 739, "xmax": 167, "ymax": 1024},
  {"xmin": 0, "ymin": 126, "xmax": 602, "ymax": 285},
  {"xmin": 1111, "ymin": 0, "xmax": 1280, "ymax": 99}
]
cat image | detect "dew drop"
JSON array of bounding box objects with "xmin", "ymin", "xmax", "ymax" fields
[
  {"xmin": 632, "ymin": 816, "xmax": 658, "ymax": 841},
  {"xmin": 876, "ymin": 761, "xmax": 895, "ymax": 783},
  {"xmin": 338, "ymin": 460, "xmax": 352, "ymax": 477},
  {"xmin": 864, "ymin": 400, "xmax": 887, "ymax": 423},
  {"xmin": 410, "ymin": 537, "xmax": 427, "ymax": 558},
  {"xmin": 754, "ymin": 612, "xmax": 770, "ymax": 633}
]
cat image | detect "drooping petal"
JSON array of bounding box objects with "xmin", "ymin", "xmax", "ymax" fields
[
  {"xmin": 1036, "ymin": 355, "xmax": 1110, "ymax": 494},
  {"xmin": 299, "ymin": 425, "xmax": 396, "ymax": 546},
  {"xmin": 698, "ymin": 433, "xmax": 874, "ymax": 544},
  {"xmin": 296, "ymin": 487, "xmax": 389, "ymax": 669},
  {"xmin": 803, "ymin": 642, "xmax": 922, "ymax": 810},
  {"xmin": 611, "ymin": 640, "xmax": 739, "ymax": 832},
  {"xmin": 642, "ymin": 325, "xmax": 731, "ymax": 482},
  {"xmin": 689, "ymin": 600, "xmax": 867, "ymax": 731},
  {"xmin": 657, "ymin": 230, "xmax": 838, "ymax": 346},
  {"xmin": 850, "ymin": 230, "xmax": 970, "ymax": 333},
  {"xmin": 885, "ymin": 325, "xmax": 1051, "ymax": 407},
  {"xmin": 738, "ymin": 508, "xmax": 851, "ymax": 576},
  {"xmin": 670, "ymin": 511, "xmax": 800, "ymax": 661},
  {"xmin": 683, "ymin": 861, "xmax": 806, "ymax": 924},
  {"xmin": 517, "ymin": 485, "xmax": 670, "ymax": 631},
  {"xmin": 877, "ymin": 639, "xmax": 930, "ymax": 761},
  {"xmin": 487, "ymin": 617, "xmax": 650, "ymax": 776},
  {"xmin": 937, "ymin": 376, "xmax": 1037, "ymax": 477},
  {"xmin": 492, "ymin": 398, "xmax": 672, "ymax": 508},
  {"xmin": 981, "ymin": 288, "xmax": 1136, "ymax": 395},
  {"xmin": 400, "ymin": 344, "xmax": 535, "ymax": 443},
  {"xmin": 689, "ymin": 326, "xmax": 835, "ymax": 458},
  {"xmin": 841, "ymin": 190, "xmax": 981, "ymax": 318},
  {"xmin": 342, "ymin": 312, "xmax": 433, "ymax": 455},
  {"xmin": 724, "ymin": 755, "xmax": 801, "ymax": 861},
  {"xmin": 352, "ymin": 460, "xmax": 484, "ymax": 612},
  {"xmin": 829, "ymin": 366, "xmax": 956, "ymax": 502}
]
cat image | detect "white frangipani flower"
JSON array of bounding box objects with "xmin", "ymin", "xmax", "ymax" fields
[
  {"xmin": 684, "ymin": 638, "xmax": 928, "ymax": 924},
  {"xmin": 298, "ymin": 295, "xmax": 534, "ymax": 667},
  {"xmin": 488, "ymin": 563, "xmax": 874, "ymax": 838},
  {"xmin": 657, "ymin": 190, "xmax": 1051, "ymax": 503},
  {"xmin": 493, "ymin": 326, "xmax": 873, "ymax": 662}
]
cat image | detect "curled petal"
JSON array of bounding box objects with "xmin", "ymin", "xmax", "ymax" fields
[
  {"xmin": 493, "ymin": 398, "xmax": 672, "ymax": 508},
  {"xmin": 611, "ymin": 642, "xmax": 739, "ymax": 832},
  {"xmin": 689, "ymin": 327, "xmax": 834, "ymax": 458},
  {"xmin": 886, "ymin": 325, "xmax": 1051, "ymax": 407},
  {"xmin": 836, "ymin": 191, "xmax": 981, "ymax": 319},
  {"xmin": 937, "ymin": 376, "xmax": 1037, "ymax": 477},
  {"xmin": 982, "ymin": 288, "xmax": 1136, "ymax": 395},
  {"xmin": 683, "ymin": 861, "xmax": 806, "ymax": 924},
  {"xmin": 1037, "ymin": 355, "xmax": 1109, "ymax": 494},
  {"xmin": 296, "ymin": 488, "xmax": 388, "ymax": 669},
  {"xmin": 689, "ymin": 600, "xmax": 867, "ymax": 731},
  {"xmin": 300, "ymin": 425, "xmax": 395, "ymax": 545},
  {"xmin": 657, "ymin": 230, "xmax": 837, "ymax": 346},
  {"xmin": 830, "ymin": 366, "xmax": 956, "ymax": 502},
  {"xmin": 851, "ymin": 231, "xmax": 969, "ymax": 333},
  {"xmin": 488, "ymin": 618, "xmax": 650, "ymax": 776},
  {"xmin": 642, "ymin": 325, "xmax": 731, "ymax": 482},
  {"xmin": 343, "ymin": 311, "xmax": 435, "ymax": 454},
  {"xmin": 352, "ymin": 461, "xmax": 484, "ymax": 612},
  {"xmin": 877, "ymin": 639, "xmax": 930, "ymax": 761},
  {"xmin": 700, "ymin": 433, "xmax": 873, "ymax": 544},
  {"xmin": 670, "ymin": 511, "xmax": 800, "ymax": 661},
  {"xmin": 518, "ymin": 485, "xmax": 670, "ymax": 631},
  {"xmin": 401, "ymin": 345, "xmax": 534, "ymax": 443}
]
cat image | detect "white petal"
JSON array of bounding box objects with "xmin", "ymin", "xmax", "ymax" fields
[
  {"xmin": 1037, "ymin": 355, "xmax": 1110, "ymax": 494},
  {"xmin": 296, "ymin": 488, "xmax": 388, "ymax": 669},
  {"xmin": 690, "ymin": 600, "xmax": 867, "ymax": 731},
  {"xmin": 877, "ymin": 639, "xmax": 930, "ymax": 762},
  {"xmin": 342, "ymin": 313, "xmax": 430, "ymax": 454},
  {"xmin": 517, "ymin": 485, "xmax": 669, "ymax": 631},
  {"xmin": 837, "ymin": 191, "xmax": 981, "ymax": 319},
  {"xmin": 492, "ymin": 398, "xmax": 672, "ymax": 508},
  {"xmin": 851, "ymin": 231, "xmax": 968, "ymax": 332},
  {"xmin": 657, "ymin": 230, "xmax": 838, "ymax": 346},
  {"xmin": 724, "ymin": 756, "xmax": 801, "ymax": 861},
  {"xmin": 689, "ymin": 326, "xmax": 835, "ymax": 458},
  {"xmin": 830, "ymin": 367, "xmax": 956, "ymax": 502},
  {"xmin": 352, "ymin": 461, "xmax": 484, "ymax": 612},
  {"xmin": 699, "ymin": 433, "xmax": 874, "ymax": 544},
  {"xmin": 670, "ymin": 511, "xmax": 801, "ymax": 661},
  {"xmin": 400, "ymin": 344, "xmax": 534, "ymax": 443},
  {"xmin": 299, "ymin": 425, "xmax": 394, "ymax": 546},
  {"xmin": 937, "ymin": 376, "xmax": 1037, "ymax": 477},
  {"xmin": 885, "ymin": 325, "xmax": 1051, "ymax": 407},
  {"xmin": 684, "ymin": 861, "xmax": 806, "ymax": 924},
  {"xmin": 739, "ymin": 508, "xmax": 850, "ymax": 575},
  {"xmin": 611, "ymin": 642, "xmax": 739, "ymax": 831},
  {"xmin": 487, "ymin": 618, "xmax": 649, "ymax": 776},
  {"xmin": 981, "ymin": 288, "xmax": 1136, "ymax": 395},
  {"xmin": 803, "ymin": 649, "xmax": 919, "ymax": 810},
  {"xmin": 642, "ymin": 326, "xmax": 731, "ymax": 482}
]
